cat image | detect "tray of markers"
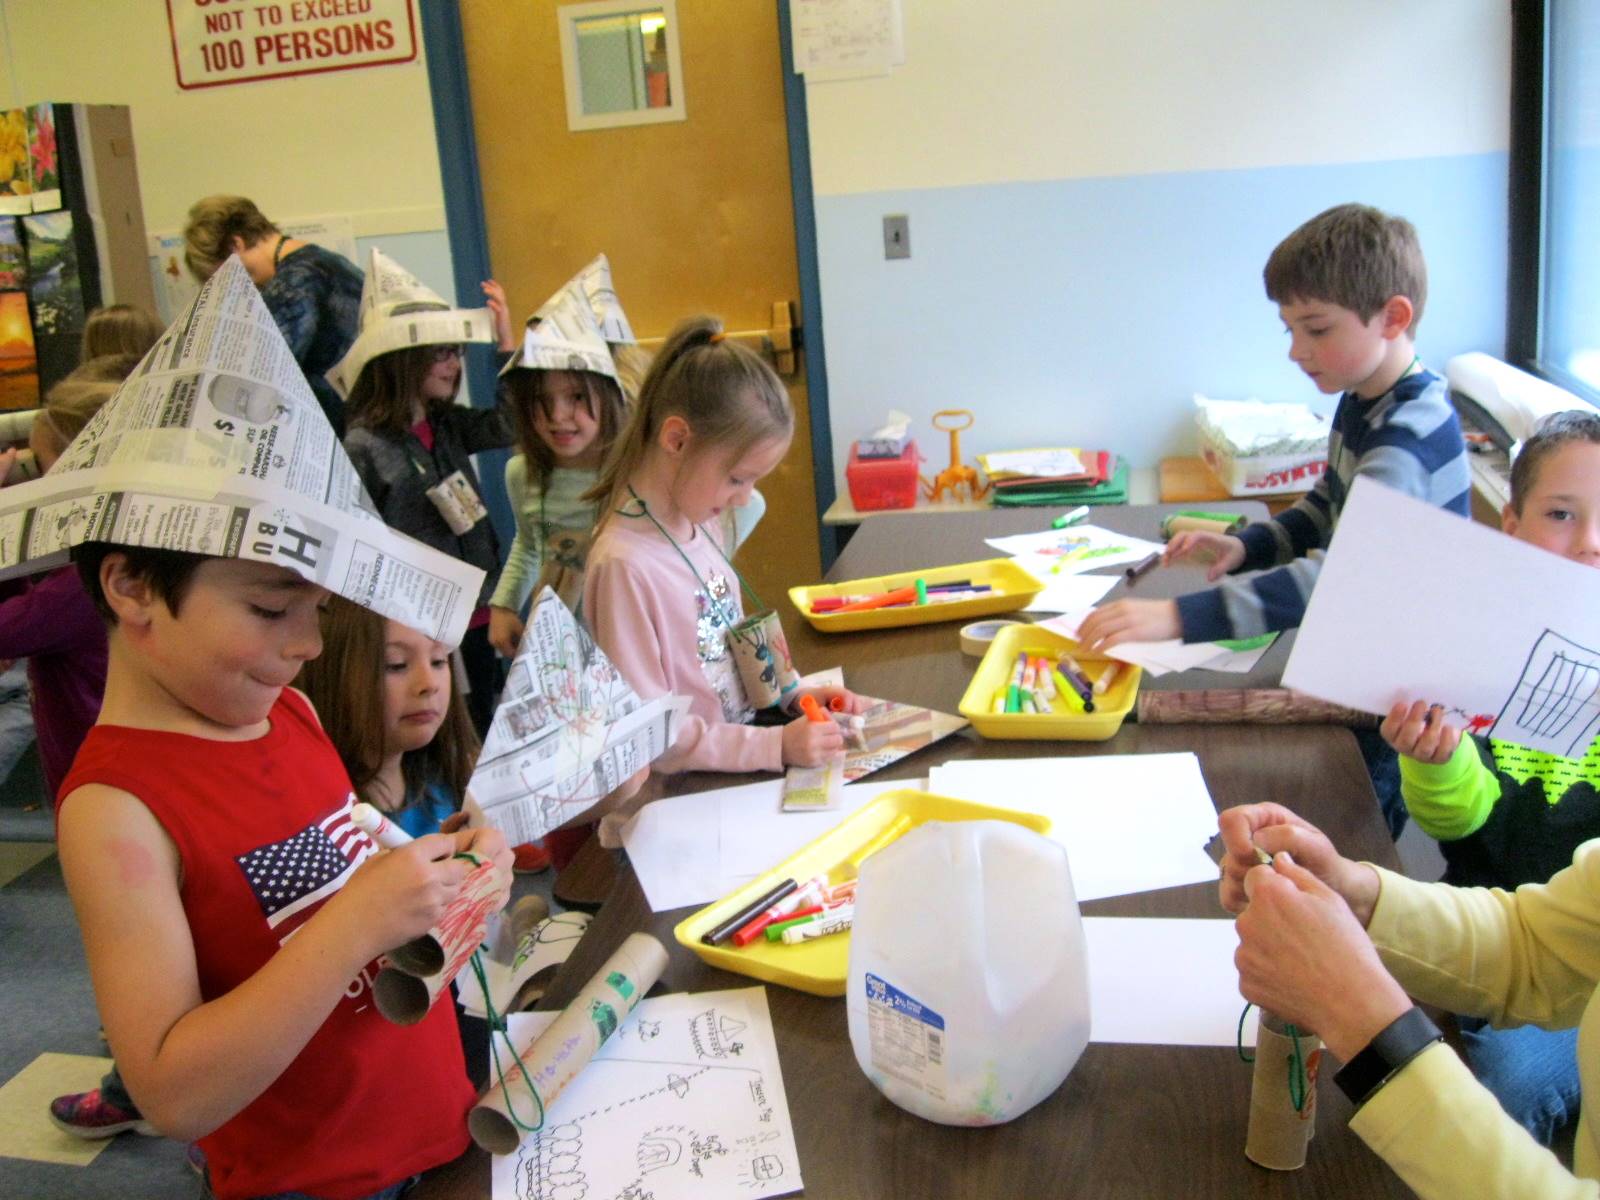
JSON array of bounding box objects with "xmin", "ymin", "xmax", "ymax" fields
[
  {"xmin": 674, "ymin": 789, "xmax": 1052, "ymax": 996},
  {"xmin": 959, "ymin": 624, "xmax": 1140, "ymax": 741},
  {"xmin": 788, "ymin": 557, "xmax": 1043, "ymax": 633}
]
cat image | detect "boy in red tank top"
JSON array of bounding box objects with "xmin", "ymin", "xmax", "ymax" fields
[{"xmin": 56, "ymin": 543, "xmax": 511, "ymax": 1200}]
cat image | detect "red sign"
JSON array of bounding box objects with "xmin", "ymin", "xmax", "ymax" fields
[{"xmin": 165, "ymin": 0, "xmax": 417, "ymax": 90}]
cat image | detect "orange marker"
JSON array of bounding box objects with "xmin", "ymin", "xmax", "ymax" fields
[
  {"xmin": 799, "ymin": 694, "xmax": 830, "ymax": 723},
  {"xmin": 836, "ymin": 585, "xmax": 918, "ymax": 613}
]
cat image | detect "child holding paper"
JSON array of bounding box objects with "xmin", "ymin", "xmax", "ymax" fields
[
  {"xmin": 1079, "ymin": 204, "xmax": 1470, "ymax": 649},
  {"xmin": 44, "ymin": 262, "xmax": 511, "ymax": 1199},
  {"xmin": 1377, "ymin": 410, "xmax": 1600, "ymax": 1145},
  {"xmin": 581, "ymin": 317, "xmax": 859, "ymax": 829}
]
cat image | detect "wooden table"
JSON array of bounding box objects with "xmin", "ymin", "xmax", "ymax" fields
[{"xmin": 417, "ymin": 505, "xmax": 1415, "ymax": 1199}]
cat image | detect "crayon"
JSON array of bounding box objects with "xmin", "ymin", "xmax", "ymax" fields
[
  {"xmin": 1052, "ymin": 505, "xmax": 1091, "ymax": 529},
  {"xmin": 702, "ymin": 878, "xmax": 798, "ymax": 946},
  {"xmin": 1124, "ymin": 552, "xmax": 1161, "ymax": 586}
]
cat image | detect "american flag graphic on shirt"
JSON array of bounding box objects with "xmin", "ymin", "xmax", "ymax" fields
[{"xmin": 235, "ymin": 793, "xmax": 378, "ymax": 943}]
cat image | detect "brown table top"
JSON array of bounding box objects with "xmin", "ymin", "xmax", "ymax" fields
[{"xmin": 415, "ymin": 503, "xmax": 1413, "ymax": 1199}]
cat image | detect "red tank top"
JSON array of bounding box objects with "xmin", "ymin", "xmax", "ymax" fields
[{"xmin": 60, "ymin": 690, "xmax": 472, "ymax": 1200}]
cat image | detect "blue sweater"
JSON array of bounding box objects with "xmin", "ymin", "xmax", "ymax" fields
[{"xmin": 1176, "ymin": 367, "xmax": 1470, "ymax": 642}]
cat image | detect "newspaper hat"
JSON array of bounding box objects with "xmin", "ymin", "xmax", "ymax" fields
[
  {"xmin": 325, "ymin": 247, "xmax": 497, "ymax": 400},
  {"xmin": 0, "ymin": 257, "xmax": 484, "ymax": 646},
  {"xmin": 534, "ymin": 253, "xmax": 636, "ymax": 345},
  {"xmin": 499, "ymin": 283, "xmax": 621, "ymax": 386}
]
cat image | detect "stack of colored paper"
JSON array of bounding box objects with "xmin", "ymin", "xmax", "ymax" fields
[{"xmin": 986, "ymin": 450, "xmax": 1128, "ymax": 507}]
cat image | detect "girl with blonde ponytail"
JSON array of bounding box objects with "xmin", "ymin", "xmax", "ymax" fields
[{"xmin": 581, "ymin": 316, "xmax": 859, "ymax": 827}]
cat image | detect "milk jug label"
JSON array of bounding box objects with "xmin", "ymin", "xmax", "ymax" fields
[{"xmin": 864, "ymin": 972, "xmax": 946, "ymax": 1099}]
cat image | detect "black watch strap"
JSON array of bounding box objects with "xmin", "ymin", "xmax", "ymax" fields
[{"xmin": 1333, "ymin": 1006, "xmax": 1444, "ymax": 1109}]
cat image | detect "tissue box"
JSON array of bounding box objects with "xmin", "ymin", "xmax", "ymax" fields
[
  {"xmin": 1199, "ymin": 442, "xmax": 1327, "ymax": 496},
  {"xmin": 846, "ymin": 440, "xmax": 919, "ymax": 511},
  {"xmin": 1195, "ymin": 396, "xmax": 1328, "ymax": 497}
]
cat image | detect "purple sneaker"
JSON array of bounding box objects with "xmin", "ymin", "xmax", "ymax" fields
[{"xmin": 48, "ymin": 1088, "xmax": 156, "ymax": 1139}]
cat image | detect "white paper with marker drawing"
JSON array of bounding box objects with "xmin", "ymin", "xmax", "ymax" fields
[
  {"xmin": 928, "ymin": 754, "xmax": 1220, "ymax": 901},
  {"xmin": 1284, "ymin": 477, "xmax": 1600, "ymax": 758},
  {"xmin": 622, "ymin": 777, "xmax": 920, "ymax": 913},
  {"xmin": 1083, "ymin": 918, "xmax": 1257, "ymax": 1047},
  {"xmin": 1012, "ymin": 559, "xmax": 1118, "ymax": 614},
  {"xmin": 468, "ymin": 587, "xmax": 688, "ymax": 844},
  {"xmin": 491, "ymin": 988, "xmax": 801, "ymax": 1200},
  {"xmin": 985, "ymin": 524, "xmax": 1164, "ymax": 576}
]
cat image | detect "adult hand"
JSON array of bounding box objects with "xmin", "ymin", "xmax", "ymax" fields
[
  {"xmin": 1216, "ymin": 802, "xmax": 1378, "ymax": 922},
  {"xmin": 1165, "ymin": 531, "xmax": 1246, "ymax": 580},
  {"xmin": 482, "ymin": 279, "xmax": 516, "ymax": 352},
  {"xmin": 782, "ymin": 712, "xmax": 845, "ymax": 766},
  {"xmin": 488, "ymin": 605, "xmax": 525, "ymax": 659},
  {"xmin": 1076, "ymin": 599, "xmax": 1180, "ymax": 652},
  {"xmin": 1380, "ymin": 700, "xmax": 1461, "ymax": 766},
  {"xmin": 1234, "ymin": 851, "xmax": 1412, "ymax": 1060}
]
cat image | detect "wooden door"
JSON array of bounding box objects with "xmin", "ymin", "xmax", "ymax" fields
[{"xmin": 460, "ymin": 0, "xmax": 820, "ymax": 606}]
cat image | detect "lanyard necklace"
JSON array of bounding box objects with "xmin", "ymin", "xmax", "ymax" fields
[{"xmin": 618, "ymin": 485, "xmax": 768, "ymax": 631}]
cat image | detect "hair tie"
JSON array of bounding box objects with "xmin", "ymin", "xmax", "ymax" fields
[{"xmin": 708, "ymin": 331, "xmax": 727, "ymax": 345}]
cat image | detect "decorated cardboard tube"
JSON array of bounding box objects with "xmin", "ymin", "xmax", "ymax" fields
[
  {"xmin": 1244, "ymin": 1009, "xmax": 1321, "ymax": 1171},
  {"xmin": 728, "ymin": 609, "xmax": 801, "ymax": 709},
  {"xmin": 373, "ymin": 853, "xmax": 505, "ymax": 1026},
  {"xmin": 468, "ymin": 932, "xmax": 669, "ymax": 1155}
]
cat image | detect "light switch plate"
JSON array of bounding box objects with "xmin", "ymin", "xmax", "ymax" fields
[{"xmin": 883, "ymin": 214, "xmax": 910, "ymax": 260}]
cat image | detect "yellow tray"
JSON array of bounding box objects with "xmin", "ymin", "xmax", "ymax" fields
[
  {"xmin": 673, "ymin": 789, "xmax": 1052, "ymax": 996},
  {"xmin": 789, "ymin": 557, "xmax": 1042, "ymax": 632},
  {"xmin": 959, "ymin": 624, "xmax": 1140, "ymax": 740}
]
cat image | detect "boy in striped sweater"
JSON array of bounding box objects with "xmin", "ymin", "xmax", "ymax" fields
[{"xmin": 1080, "ymin": 203, "xmax": 1471, "ymax": 652}]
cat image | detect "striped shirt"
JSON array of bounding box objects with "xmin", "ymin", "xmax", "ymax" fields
[{"xmin": 1176, "ymin": 367, "xmax": 1470, "ymax": 642}]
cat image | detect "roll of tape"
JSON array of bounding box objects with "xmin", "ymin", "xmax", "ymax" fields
[{"xmin": 960, "ymin": 619, "xmax": 1025, "ymax": 656}]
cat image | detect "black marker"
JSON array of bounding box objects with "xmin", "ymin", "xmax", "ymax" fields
[
  {"xmin": 702, "ymin": 878, "xmax": 799, "ymax": 946},
  {"xmin": 1124, "ymin": 552, "xmax": 1161, "ymax": 587}
]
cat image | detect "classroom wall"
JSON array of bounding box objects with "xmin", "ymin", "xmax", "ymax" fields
[
  {"xmin": 804, "ymin": 1, "xmax": 1512, "ymax": 491},
  {"xmin": 0, "ymin": 0, "xmax": 460, "ymax": 306}
]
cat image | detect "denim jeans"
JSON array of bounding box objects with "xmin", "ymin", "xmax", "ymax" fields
[
  {"xmin": 0, "ymin": 660, "xmax": 34, "ymax": 787},
  {"xmin": 1457, "ymin": 1016, "xmax": 1581, "ymax": 1145},
  {"xmin": 198, "ymin": 1173, "xmax": 420, "ymax": 1200}
]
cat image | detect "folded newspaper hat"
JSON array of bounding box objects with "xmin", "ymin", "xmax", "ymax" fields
[
  {"xmin": 500, "ymin": 283, "xmax": 620, "ymax": 385},
  {"xmin": 534, "ymin": 253, "xmax": 636, "ymax": 346},
  {"xmin": 325, "ymin": 247, "xmax": 497, "ymax": 400},
  {"xmin": 0, "ymin": 256, "xmax": 484, "ymax": 646}
]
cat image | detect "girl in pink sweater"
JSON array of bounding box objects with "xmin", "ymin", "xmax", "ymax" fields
[{"xmin": 582, "ymin": 316, "xmax": 857, "ymax": 777}]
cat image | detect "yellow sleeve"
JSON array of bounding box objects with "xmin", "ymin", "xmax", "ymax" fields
[
  {"xmin": 1350, "ymin": 1042, "xmax": 1598, "ymax": 1199},
  {"xmin": 1398, "ymin": 735, "xmax": 1500, "ymax": 841}
]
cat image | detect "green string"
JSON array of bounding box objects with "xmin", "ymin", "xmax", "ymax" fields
[
  {"xmin": 617, "ymin": 487, "xmax": 771, "ymax": 622},
  {"xmin": 1236, "ymin": 1002, "xmax": 1312, "ymax": 1114},
  {"xmin": 470, "ymin": 949, "xmax": 547, "ymax": 1134}
]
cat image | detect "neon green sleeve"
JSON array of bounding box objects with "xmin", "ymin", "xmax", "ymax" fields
[{"xmin": 1398, "ymin": 735, "xmax": 1500, "ymax": 842}]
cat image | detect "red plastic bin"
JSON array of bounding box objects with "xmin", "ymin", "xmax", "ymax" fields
[{"xmin": 846, "ymin": 439, "xmax": 919, "ymax": 511}]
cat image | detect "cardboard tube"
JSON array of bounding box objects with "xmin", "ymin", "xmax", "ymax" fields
[
  {"xmin": 374, "ymin": 854, "xmax": 505, "ymax": 1025},
  {"xmin": 1244, "ymin": 1010, "xmax": 1321, "ymax": 1170},
  {"xmin": 1136, "ymin": 689, "xmax": 1378, "ymax": 728},
  {"xmin": 469, "ymin": 931, "xmax": 669, "ymax": 1155},
  {"xmin": 1162, "ymin": 513, "xmax": 1247, "ymax": 539}
]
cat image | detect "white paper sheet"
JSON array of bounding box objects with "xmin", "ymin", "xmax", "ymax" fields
[
  {"xmin": 1284, "ymin": 477, "xmax": 1600, "ymax": 757},
  {"xmin": 1198, "ymin": 635, "xmax": 1278, "ymax": 674},
  {"xmin": 1012, "ymin": 559, "xmax": 1118, "ymax": 613},
  {"xmin": 1083, "ymin": 917, "xmax": 1255, "ymax": 1046},
  {"xmin": 928, "ymin": 754, "xmax": 1221, "ymax": 901},
  {"xmin": 985, "ymin": 525, "xmax": 1164, "ymax": 576},
  {"xmin": 491, "ymin": 988, "xmax": 801, "ymax": 1200},
  {"xmin": 623, "ymin": 778, "xmax": 922, "ymax": 913},
  {"xmin": 1040, "ymin": 611, "xmax": 1232, "ymax": 677}
]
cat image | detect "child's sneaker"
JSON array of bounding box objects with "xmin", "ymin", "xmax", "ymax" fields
[
  {"xmin": 48, "ymin": 1088, "xmax": 156, "ymax": 1138},
  {"xmin": 512, "ymin": 841, "xmax": 551, "ymax": 874}
]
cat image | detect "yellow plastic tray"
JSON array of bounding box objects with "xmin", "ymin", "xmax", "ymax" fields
[
  {"xmin": 789, "ymin": 557, "xmax": 1042, "ymax": 633},
  {"xmin": 673, "ymin": 789, "xmax": 1052, "ymax": 996},
  {"xmin": 959, "ymin": 624, "xmax": 1140, "ymax": 741}
]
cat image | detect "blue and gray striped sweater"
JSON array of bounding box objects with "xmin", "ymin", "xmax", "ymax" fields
[{"xmin": 1175, "ymin": 367, "xmax": 1470, "ymax": 642}]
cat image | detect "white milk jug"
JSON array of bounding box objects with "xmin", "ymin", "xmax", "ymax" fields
[{"xmin": 846, "ymin": 819, "xmax": 1090, "ymax": 1125}]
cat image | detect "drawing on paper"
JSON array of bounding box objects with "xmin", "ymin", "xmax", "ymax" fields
[
  {"xmin": 493, "ymin": 988, "xmax": 800, "ymax": 1200},
  {"xmin": 1491, "ymin": 630, "xmax": 1600, "ymax": 758},
  {"xmin": 470, "ymin": 587, "xmax": 687, "ymax": 844}
]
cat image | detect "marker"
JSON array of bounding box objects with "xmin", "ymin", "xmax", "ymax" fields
[
  {"xmin": 915, "ymin": 578, "xmax": 928, "ymax": 605},
  {"xmin": 352, "ymin": 802, "xmax": 413, "ymax": 849},
  {"xmin": 765, "ymin": 901, "xmax": 855, "ymax": 941},
  {"xmin": 991, "ymin": 687, "xmax": 1008, "ymax": 713},
  {"xmin": 836, "ymin": 585, "xmax": 918, "ymax": 613},
  {"xmin": 926, "ymin": 580, "xmax": 979, "ymax": 592},
  {"xmin": 1052, "ymin": 668, "xmax": 1087, "ymax": 713},
  {"xmin": 780, "ymin": 911, "xmax": 855, "ymax": 944},
  {"xmin": 1019, "ymin": 690, "xmax": 1037, "ymax": 714},
  {"xmin": 1056, "ymin": 655, "xmax": 1096, "ymax": 708},
  {"xmin": 702, "ymin": 878, "xmax": 799, "ymax": 946},
  {"xmin": 1035, "ymin": 656, "xmax": 1055, "ymax": 699},
  {"xmin": 799, "ymin": 694, "xmax": 830, "ymax": 724},
  {"xmin": 1124, "ymin": 552, "xmax": 1161, "ymax": 586},
  {"xmin": 730, "ymin": 878, "xmax": 826, "ymax": 946},
  {"xmin": 1093, "ymin": 660, "xmax": 1122, "ymax": 696},
  {"xmin": 828, "ymin": 695, "xmax": 848, "ymax": 712},
  {"xmin": 1005, "ymin": 685, "xmax": 1021, "ymax": 713},
  {"xmin": 829, "ymin": 709, "xmax": 867, "ymax": 746},
  {"xmin": 1021, "ymin": 656, "xmax": 1037, "ymax": 690},
  {"xmin": 1052, "ymin": 505, "xmax": 1091, "ymax": 529}
]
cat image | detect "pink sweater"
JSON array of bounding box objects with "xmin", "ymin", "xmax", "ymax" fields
[{"xmin": 584, "ymin": 515, "xmax": 784, "ymax": 775}]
